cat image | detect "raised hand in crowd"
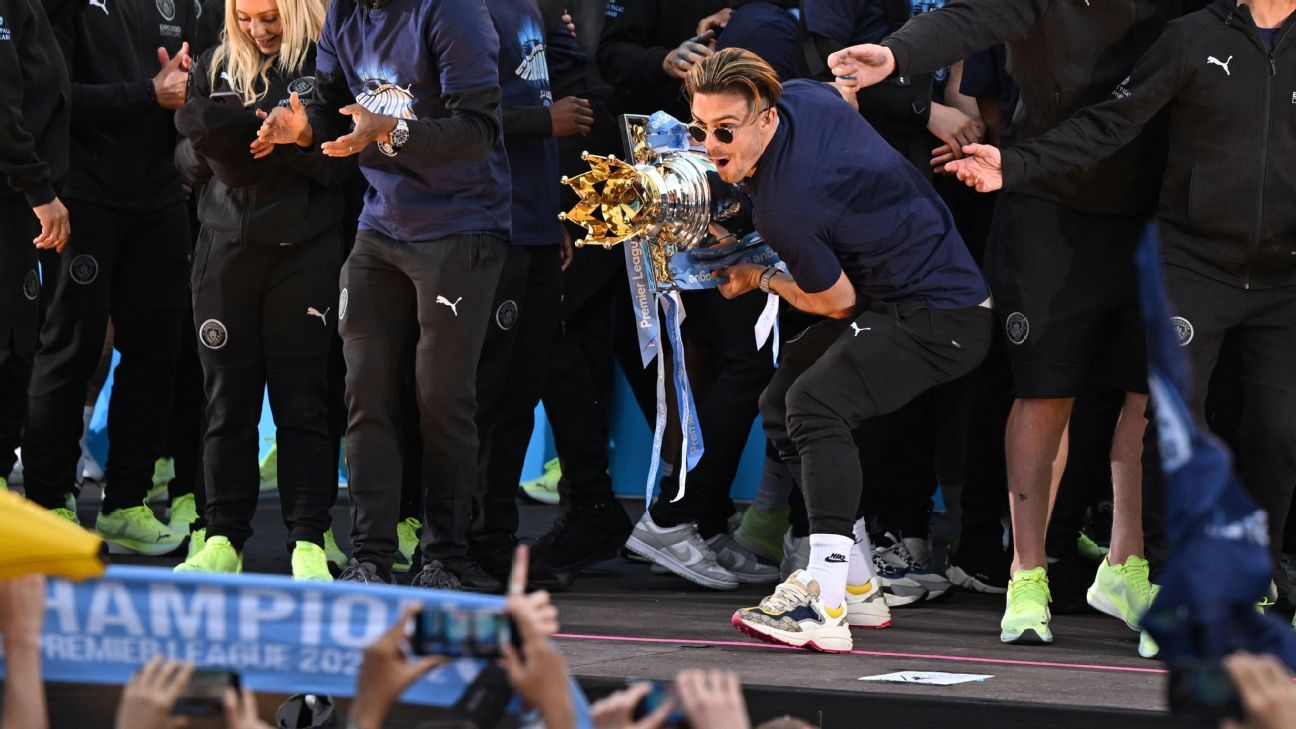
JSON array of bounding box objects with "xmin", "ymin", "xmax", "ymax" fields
[
  {"xmin": 499, "ymin": 545, "xmax": 573, "ymax": 727},
  {"xmin": 675, "ymin": 670, "xmax": 751, "ymax": 729},
  {"xmin": 944, "ymin": 143, "xmax": 1004, "ymax": 193},
  {"xmin": 346, "ymin": 603, "xmax": 447, "ymax": 729},
  {"xmin": 152, "ymin": 42, "xmax": 191, "ymax": 110},
  {"xmin": 1221, "ymin": 653, "xmax": 1296, "ymax": 729},
  {"xmin": 695, "ymin": 7, "xmax": 731, "ymax": 38},
  {"xmin": 253, "ymin": 91, "xmax": 312, "ymax": 158},
  {"xmin": 223, "ymin": 686, "xmax": 275, "ymax": 729},
  {"xmin": 589, "ymin": 682, "xmax": 677, "ymax": 729},
  {"xmin": 31, "ymin": 197, "xmax": 70, "ymax": 252},
  {"xmin": 827, "ymin": 44, "xmax": 896, "ymax": 92},
  {"xmin": 562, "ymin": 8, "xmax": 576, "ymax": 37},
  {"xmin": 663, "ymin": 33, "xmax": 716, "ymax": 81},
  {"xmin": 0, "ymin": 575, "xmax": 49, "ymax": 729},
  {"xmin": 113, "ymin": 657, "xmax": 196, "ymax": 729},
  {"xmin": 550, "ymin": 96, "xmax": 594, "ymax": 137},
  {"xmin": 321, "ymin": 104, "xmax": 398, "ymax": 158},
  {"xmin": 926, "ymin": 102, "xmax": 984, "ymax": 163}
]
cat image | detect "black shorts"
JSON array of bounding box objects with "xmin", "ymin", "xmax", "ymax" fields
[{"xmin": 985, "ymin": 194, "xmax": 1147, "ymax": 398}]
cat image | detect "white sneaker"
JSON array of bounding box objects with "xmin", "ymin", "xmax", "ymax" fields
[
  {"xmin": 731, "ymin": 570, "xmax": 852, "ymax": 652},
  {"xmin": 705, "ymin": 533, "xmax": 779, "ymax": 583},
  {"xmin": 779, "ymin": 528, "xmax": 809, "ymax": 580},
  {"xmin": 846, "ymin": 579, "xmax": 892, "ymax": 629},
  {"xmin": 875, "ymin": 532, "xmax": 950, "ymax": 600},
  {"xmin": 625, "ymin": 514, "xmax": 738, "ymax": 590},
  {"xmin": 872, "ymin": 551, "xmax": 929, "ymax": 607}
]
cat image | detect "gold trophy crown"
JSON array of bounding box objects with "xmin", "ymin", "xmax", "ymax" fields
[{"xmin": 558, "ymin": 117, "xmax": 715, "ymax": 288}]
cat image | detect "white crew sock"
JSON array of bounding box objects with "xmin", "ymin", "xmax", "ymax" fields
[
  {"xmin": 805, "ymin": 533, "xmax": 853, "ymax": 609},
  {"xmin": 848, "ymin": 517, "xmax": 877, "ymax": 586}
]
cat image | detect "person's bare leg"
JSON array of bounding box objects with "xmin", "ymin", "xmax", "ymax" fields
[
  {"xmin": 1006, "ymin": 397, "xmax": 1074, "ymax": 573},
  {"xmin": 1107, "ymin": 392, "xmax": 1147, "ymax": 566}
]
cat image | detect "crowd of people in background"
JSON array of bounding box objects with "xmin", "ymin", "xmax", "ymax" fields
[{"xmin": 3, "ymin": 0, "xmax": 1296, "ymax": 693}]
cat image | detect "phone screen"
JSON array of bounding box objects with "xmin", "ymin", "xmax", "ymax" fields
[
  {"xmin": 173, "ymin": 670, "xmax": 240, "ymax": 717},
  {"xmin": 1167, "ymin": 662, "xmax": 1243, "ymax": 722},
  {"xmin": 631, "ymin": 682, "xmax": 688, "ymax": 727},
  {"xmin": 412, "ymin": 608, "xmax": 516, "ymax": 659}
]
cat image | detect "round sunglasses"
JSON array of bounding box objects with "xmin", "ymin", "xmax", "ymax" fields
[{"xmin": 687, "ymin": 107, "xmax": 770, "ymax": 145}]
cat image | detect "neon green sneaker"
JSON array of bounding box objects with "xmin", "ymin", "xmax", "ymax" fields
[
  {"xmin": 146, "ymin": 458, "xmax": 174, "ymax": 504},
  {"xmin": 518, "ymin": 457, "xmax": 561, "ymax": 505},
  {"xmin": 323, "ymin": 529, "xmax": 347, "ymax": 572},
  {"xmin": 292, "ymin": 541, "xmax": 334, "ymax": 582},
  {"xmin": 1259, "ymin": 581, "xmax": 1278, "ymax": 614},
  {"xmin": 733, "ymin": 506, "xmax": 790, "ymax": 563},
  {"xmin": 1087, "ymin": 555, "xmax": 1158, "ymax": 631},
  {"xmin": 394, "ymin": 517, "xmax": 420, "ymax": 573},
  {"xmin": 175, "ymin": 535, "xmax": 241, "ymax": 573},
  {"xmin": 259, "ymin": 444, "xmax": 278, "ymax": 492},
  {"xmin": 1139, "ymin": 630, "xmax": 1159, "ymax": 659},
  {"xmin": 96, "ymin": 505, "xmax": 185, "ymax": 555},
  {"xmin": 0, "ymin": 476, "xmax": 7, "ymax": 491},
  {"xmin": 1077, "ymin": 531, "xmax": 1109, "ymax": 564},
  {"xmin": 1000, "ymin": 567, "xmax": 1053, "ymax": 644},
  {"xmin": 52, "ymin": 507, "xmax": 80, "ymax": 525},
  {"xmin": 186, "ymin": 527, "xmax": 207, "ymax": 561},
  {"xmin": 167, "ymin": 493, "xmax": 198, "ymax": 535}
]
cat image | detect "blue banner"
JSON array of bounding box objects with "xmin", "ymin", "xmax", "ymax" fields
[{"xmin": 0, "ymin": 566, "xmax": 499, "ymax": 706}]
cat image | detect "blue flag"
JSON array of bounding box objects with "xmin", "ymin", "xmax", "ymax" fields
[{"xmin": 1135, "ymin": 228, "xmax": 1296, "ymax": 667}]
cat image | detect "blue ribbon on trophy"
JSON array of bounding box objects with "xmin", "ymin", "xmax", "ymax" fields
[{"xmin": 561, "ymin": 112, "xmax": 781, "ymax": 504}]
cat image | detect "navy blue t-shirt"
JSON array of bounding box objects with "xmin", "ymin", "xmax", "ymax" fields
[
  {"xmin": 746, "ymin": 80, "xmax": 988, "ymax": 309},
  {"xmin": 316, "ymin": 0, "xmax": 511, "ymax": 242},
  {"xmin": 492, "ymin": 0, "xmax": 563, "ymax": 247},
  {"xmin": 717, "ymin": 3, "xmax": 800, "ymax": 81},
  {"xmin": 1259, "ymin": 27, "xmax": 1279, "ymax": 50}
]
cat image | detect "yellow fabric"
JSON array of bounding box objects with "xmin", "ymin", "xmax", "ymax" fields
[
  {"xmin": 0, "ymin": 490, "xmax": 104, "ymax": 580},
  {"xmin": 845, "ymin": 581, "xmax": 875, "ymax": 596},
  {"xmin": 823, "ymin": 603, "xmax": 845, "ymax": 619}
]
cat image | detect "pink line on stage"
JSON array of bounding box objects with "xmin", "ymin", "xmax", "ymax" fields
[{"xmin": 553, "ymin": 633, "xmax": 1169, "ymax": 675}]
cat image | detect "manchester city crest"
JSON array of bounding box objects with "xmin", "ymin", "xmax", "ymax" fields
[
  {"xmin": 69, "ymin": 254, "xmax": 99, "ymax": 285},
  {"xmin": 22, "ymin": 269, "xmax": 39, "ymax": 301},
  {"xmin": 1005, "ymin": 312, "xmax": 1029, "ymax": 345},
  {"xmin": 1170, "ymin": 316, "xmax": 1194, "ymax": 347},
  {"xmin": 199, "ymin": 319, "xmax": 229, "ymax": 350},
  {"xmin": 495, "ymin": 300, "xmax": 519, "ymax": 330},
  {"xmin": 156, "ymin": 0, "xmax": 175, "ymax": 21}
]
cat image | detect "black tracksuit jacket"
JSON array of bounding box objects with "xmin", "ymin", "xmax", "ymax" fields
[
  {"xmin": 174, "ymin": 47, "xmax": 355, "ymax": 245},
  {"xmin": 1001, "ymin": 1, "xmax": 1296, "ymax": 291},
  {"xmin": 58, "ymin": 0, "xmax": 195, "ymax": 212},
  {"xmin": 0, "ymin": 0, "xmax": 71, "ymax": 206},
  {"xmin": 881, "ymin": 0, "xmax": 1182, "ymax": 216}
]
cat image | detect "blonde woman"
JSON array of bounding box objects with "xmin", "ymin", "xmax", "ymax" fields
[{"xmin": 173, "ymin": 0, "xmax": 354, "ymax": 580}]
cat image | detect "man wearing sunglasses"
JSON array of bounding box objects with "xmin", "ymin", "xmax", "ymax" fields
[{"xmin": 686, "ymin": 48, "xmax": 991, "ymax": 652}]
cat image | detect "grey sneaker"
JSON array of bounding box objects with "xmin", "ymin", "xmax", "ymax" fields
[
  {"xmin": 626, "ymin": 514, "xmax": 739, "ymax": 590},
  {"xmin": 875, "ymin": 532, "xmax": 951, "ymax": 600},
  {"xmin": 871, "ymin": 551, "xmax": 929, "ymax": 607},
  {"xmin": 779, "ymin": 528, "xmax": 809, "ymax": 581},
  {"xmin": 705, "ymin": 533, "xmax": 779, "ymax": 583}
]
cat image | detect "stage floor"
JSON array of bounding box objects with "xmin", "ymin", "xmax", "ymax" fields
[{"xmin": 55, "ymin": 485, "xmax": 1203, "ymax": 729}]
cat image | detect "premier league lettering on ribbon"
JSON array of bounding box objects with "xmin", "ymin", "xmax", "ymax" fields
[{"xmin": 2, "ymin": 566, "xmax": 499, "ymax": 706}]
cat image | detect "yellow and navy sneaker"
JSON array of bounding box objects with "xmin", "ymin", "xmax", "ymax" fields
[
  {"xmin": 846, "ymin": 579, "xmax": 892, "ymax": 629},
  {"xmin": 731, "ymin": 570, "xmax": 853, "ymax": 653},
  {"xmin": 1000, "ymin": 567, "xmax": 1053, "ymax": 644}
]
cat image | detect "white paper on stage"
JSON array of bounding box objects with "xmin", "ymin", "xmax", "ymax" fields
[{"xmin": 857, "ymin": 671, "xmax": 993, "ymax": 686}]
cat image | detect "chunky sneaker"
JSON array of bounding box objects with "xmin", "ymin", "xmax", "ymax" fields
[
  {"xmin": 1087, "ymin": 555, "xmax": 1157, "ymax": 631},
  {"xmin": 726, "ymin": 512, "xmax": 742, "ymax": 534},
  {"xmin": 167, "ymin": 493, "xmax": 198, "ymax": 535},
  {"xmin": 705, "ymin": 533, "xmax": 779, "ymax": 583},
  {"xmin": 779, "ymin": 529, "xmax": 809, "ymax": 580},
  {"xmin": 411, "ymin": 560, "xmax": 462, "ymax": 591},
  {"xmin": 846, "ymin": 579, "xmax": 892, "ymax": 629},
  {"xmin": 732, "ymin": 570, "xmax": 852, "ymax": 652},
  {"xmin": 448, "ymin": 558, "xmax": 505, "ymax": 593},
  {"xmin": 871, "ymin": 551, "xmax": 928, "ymax": 607},
  {"xmin": 258, "ymin": 444, "xmax": 278, "ymax": 492},
  {"xmin": 518, "ymin": 457, "xmax": 561, "ymax": 505},
  {"xmin": 394, "ymin": 517, "xmax": 420, "ymax": 573},
  {"xmin": 626, "ymin": 514, "xmax": 738, "ymax": 590},
  {"xmin": 1000, "ymin": 567, "xmax": 1053, "ymax": 644},
  {"xmin": 175, "ymin": 535, "xmax": 242, "ymax": 574},
  {"xmin": 875, "ymin": 532, "xmax": 951, "ymax": 600},
  {"xmin": 322, "ymin": 529, "xmax": 347, "ymax": 572},
  {"xmin": 533, "ymin": 501, "xmax": 635, "ymax": 572},
  {"xmin": 337, "ymin": 559, "xmax": 393, "ymax": 585},
  {"xmin": 292, "ymin": 542, "xmax": 334, "ymax": 582},
  {"xmin": 97, "ymin": 505, "xmax": 185, "ymax": 555},
  {"xmin": 1077, "ymin": 531, "xmax": 1109, "ymax": 563},
  {"xmin": 947, "ymin": 540, "xmax": 1010, "ymax": 594},
  {"xmin": 186, "ymin": 527, "xmax": 207, "ymax": 561},
  {"xmin": 733, "ymin": 507, "xmax": 790, "ymax": 564},
  {"xmin": 1139, "ymin": 630, "xmax": 1159, "ymax": 659}
]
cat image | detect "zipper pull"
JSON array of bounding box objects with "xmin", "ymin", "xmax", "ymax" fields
[{"xmin": 1271, "ymin": 55, "xmax": 1278, "ymax": 76}]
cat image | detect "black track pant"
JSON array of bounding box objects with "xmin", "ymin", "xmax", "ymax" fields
[
  {"xmin": 24, "ymin": 199, "xmax": 188, "ymax": 512},
  {"xmin": 0, "ymin": 196, "xmax": 41, "ymax": 476},
  {"xmin": 469, "ymin": 244, "xmax": 563, "ymax": 553},
  {"xmin": 192, "ymin": 228, "xmax": 341, "ymax": 552},
  {"xmin": 761, "ymin": 300, "xmax": 991, "ymax": 538},
  {"xmin": 340, "ymin": 230, "xmax": 506, "ymax": 571}
]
